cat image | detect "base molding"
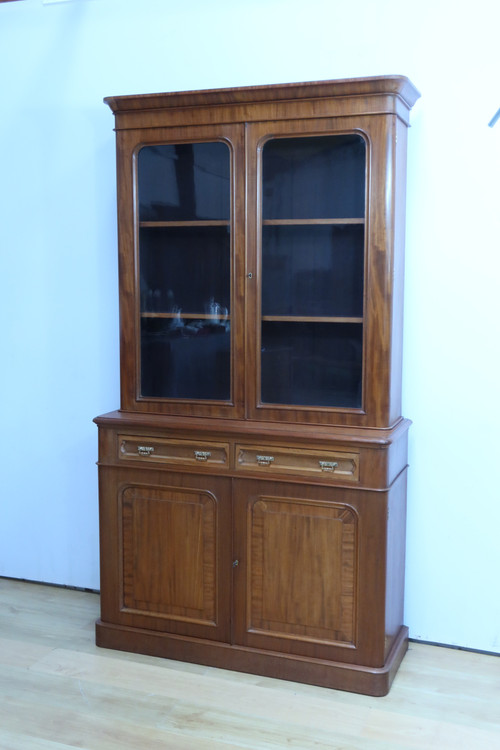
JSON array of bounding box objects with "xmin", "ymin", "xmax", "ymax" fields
[{"xmin": 95, "ymin": 620, "xmax": 408, "ymax": 697}]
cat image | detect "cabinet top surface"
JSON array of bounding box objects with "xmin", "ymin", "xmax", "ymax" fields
[
  {"xmin": 94, "ymin": 410, "xmax": 411, "ymax": 448},
  {"xmin": 104, "ymin": 75, "xmax": 420, "ymax": 115}
]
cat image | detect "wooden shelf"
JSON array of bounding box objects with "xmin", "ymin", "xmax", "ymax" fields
[
  {"xmin": 262, "ymin": 219, "xmax": 364, "ymax": 226},
  {"xmin": 141, "ymin": 312, "xmax": 230, "ymax": 320},
  {"xmin": 140, "ymin": 220, "xmax": 230, "ymax": 228},
  {"xmin": 262, "ymin": 315, "xmax": 363, "ymax": 324}
]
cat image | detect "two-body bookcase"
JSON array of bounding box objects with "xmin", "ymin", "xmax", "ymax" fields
[{"xmin": 95, "ymin": 76, "xmax": 419, "ymax": 696}]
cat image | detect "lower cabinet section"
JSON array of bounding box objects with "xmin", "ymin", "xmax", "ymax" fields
[{"xmin": 96, "ymin": 452, "xmax": 409, "ymax": 696}]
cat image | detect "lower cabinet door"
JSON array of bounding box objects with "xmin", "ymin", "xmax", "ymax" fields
[
  {"xmin": 232, "ymin": 479, "xmax": 387, "ymax": 665},
  {"xmin": 99, "ymin": 468, "xmax": 232, "ymax": 642}
]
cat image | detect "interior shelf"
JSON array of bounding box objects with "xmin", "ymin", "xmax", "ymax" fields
[
  {"xmin": 140, "ymin": 220, "xmax": 230, "ymax": 227},
  {"xmin": 262, "ymin": 218, "xmax": 365, "ymax": 225},
  {"xmin": 141, "ymin": 312, "xmax": 231, "ymax": 320},
  {"xmin": 261, "ymin": 315, "xmax": 363, "ymax": 323}
]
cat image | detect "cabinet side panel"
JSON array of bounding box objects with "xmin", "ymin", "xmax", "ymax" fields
[
  {"xmin": 97, "ymin": 466, "xmax": 121, "ymax": 625},
  {"xmin": 363, "ymin": 116, "xmax": 393, "ymax": 425},
  {"xmin": 115, "ymin": 131, "xmax": 137, "ymax": 413},
  {"xmin": 388, "ymin": 117, "xmax": 409, "ymax": 425},
  {"xmin": 384, "ymin": 470, "xmax": 408, "ymax": 659}
]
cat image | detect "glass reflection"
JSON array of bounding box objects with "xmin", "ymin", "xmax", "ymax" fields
[
  {"xmin": 262, "ymin": 224, "xmax": 364, "ymax": 318},
  {"xmin": 139, "ymin": 226, "xmax": 230, "ymax": 315},
  {"xmin": 261, "ymin": 134, "xmax": 366, "ymax": 409},
  {"xmin": 141, "ymin": 317, "xmax": 230, "ymax": 400},
  {"xmin": 262, "ymin": 135, "xmax": 365, "ymax": 220},
  {"xmin": 261, "ymin": 322, "xmax": 362, "ymax": 408},
  {"xmin": 138, "ymin": 142, "xmax": 230, "ymax": 221},
  {"xmin": 137, "ymin": 141, "xmax": 231, "ymax": 401}
]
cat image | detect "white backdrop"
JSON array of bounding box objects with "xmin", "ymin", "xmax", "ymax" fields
[{"xmin": 1, "ymin": 0, "xmax": 499, "ymax": 653}]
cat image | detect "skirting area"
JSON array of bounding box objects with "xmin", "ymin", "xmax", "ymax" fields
[{"xmin": 0, "ymin": 577, "xmax": 498, "ymax": 749}]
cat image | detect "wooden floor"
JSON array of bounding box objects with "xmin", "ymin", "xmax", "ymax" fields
[{"xmin": 0, "ymin": 578, "xmax": 499, "ymax": 749}]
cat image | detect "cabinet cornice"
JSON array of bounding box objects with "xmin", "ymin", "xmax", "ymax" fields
[{"xmin": 104, "ymin": 76, "xmax": 421, "ymax": 130}]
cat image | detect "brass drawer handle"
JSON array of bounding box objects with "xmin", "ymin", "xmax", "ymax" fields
[
  {"xmin": 256, "ymin": 455, "xmax": 274, "ymax": 467},
  {"xmin": 319, "ymin": 460, "xmax": 338, "ymax": 472},
  {"xmin": 194, "ymin": 450, "xmax": 211, "ymax": 462},
  {"xmin": 137, "ymin": 445, "xmax": 155, "ymax": 457}
]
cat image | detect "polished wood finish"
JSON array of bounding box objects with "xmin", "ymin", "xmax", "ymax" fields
[
  {"xmin": 107, "ymin": 76, "xmax": 420, "ymax": 426},
  {"xmin": 96, "ymin": 77, "xmax": 419, "ymax": 695},
  {"xmin": 235, "ymin": 443, "xmax": 359, "ymax": 481},
  {"xmin": 2, "ymin": 579, "xmax": 500, "ymax": 750},
  {"xmin": 98, "ymin": 466, "xmax": 232, "ymax": 643},
  {"xmin": 236, "ymin": 484, "xmax": 358, "ymax": 648},
  {"xmin": 115, "ymin": 121, "xmax": 246, "ymax": 420},
  {"xmin": 95, "ymin": 410, "xmax": 410, "ymax": 695}
]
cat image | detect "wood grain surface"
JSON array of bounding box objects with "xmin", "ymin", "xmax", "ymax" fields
[{"xmin": 0, "ymin": 578, "xmax": 498, "ymax": 749}]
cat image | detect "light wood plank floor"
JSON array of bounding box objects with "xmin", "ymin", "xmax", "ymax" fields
[{"xmin": 0, "ymin": 578, "xmax": 499, "ymax": 749}]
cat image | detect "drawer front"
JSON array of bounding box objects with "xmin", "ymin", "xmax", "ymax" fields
[
  {"xmin": 118, "ymin": 435, "xmax": 229, "ymax": 468},
  {"xmin": 235, "ymin": 444, "xmax": 359, "ymax": 481}
]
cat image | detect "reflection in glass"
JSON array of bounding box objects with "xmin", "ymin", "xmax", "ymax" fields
[
  {"xmin": 141, "ymin": 317, "xmax": 230, "ymax": 400},
  {"xmin": 137, "ymin": 141, "xmax": 231, "ymax": 401},
  {"xmin": 262, "ymin": 135, "xmax": 366, "ymax": 220},
  {"xmin": 139, "ymin": 227, "xmax": 230, "ymax": 314},
  {"xmin": 262, "ymin": 225, "xmax": 364, "ymax": 317},
  {"xmin": 261, "ymin": 322, "xmax": 362, "ymax": 408},
  {"xmin": 261, "ymin": 133, "xmax": 366, "ymax": 409},
  {"xmin": 138, "ymin": 142, "xmax": 230, "ymax": 221}
]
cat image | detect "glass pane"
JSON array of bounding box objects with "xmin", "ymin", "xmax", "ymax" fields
[
  {"xmin": 262, "ymin": 225, "xmax": 364, "ymax": 317},
  {"xmin": 138, "ymin": 142, "xmax": 230, "ymax": 221},
  {"xmin": 260, "ymin": 134, "xmax": 366, "ymax": 410},
  {"xmin": 140, "ymin": 226, "xmax": 230, "ymax": 314},
  {"xmin": 141, "ymin": 317, "xmax": 230, "ymax": 400},
  {"xmin": 261, "ymin": 322, "xmax": 362, "ymax": 408},
  {"xmin": 137, "ymin": 141, "xmax": 231, "ymax": 401},
  {"xmin": 262, "ymin": 135, "xmax": 366, "ymax": 219}
]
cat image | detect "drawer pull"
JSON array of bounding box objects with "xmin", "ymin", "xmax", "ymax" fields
[
  {"xmin": 194, "ymin": 450, "xmax": 211, "ymax": 462},
  {"xmin": 256, "ymin": 455, "xmax": 275, "ymax": 467},
  {"xmin": 319, "ymin": 460, "xmax": 338, "ymax": 472},
  {"xmin": 137, "ymin": 445, "xmax": 155, "ymax": 457}
]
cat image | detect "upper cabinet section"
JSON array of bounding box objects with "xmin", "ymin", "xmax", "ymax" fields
[{"xmin": 105, "ymin": 76, "xmax": 419, "ymax": 428}]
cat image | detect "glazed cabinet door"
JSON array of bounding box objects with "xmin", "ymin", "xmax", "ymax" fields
[
  {"xmin": 116, "ymin": 123, "xmax": 246, "ymax": 418},
  {"xmin": 98, "ymin": 468, "xmax": 232, "ymax": 642},
  {"xmin": 232, "ymin": 479, "xmax": 388, "ymax": 666},
  {"xmin": 245, "ymin": 115, "xmax": 402, "ymax": 428}
]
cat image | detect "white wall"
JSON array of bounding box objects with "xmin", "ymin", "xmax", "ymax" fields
[{"xmin": 1, "ymin": 0, "xmax": 499, "ymax": 653}]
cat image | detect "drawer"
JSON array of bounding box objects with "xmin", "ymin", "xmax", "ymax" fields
[
  {"xmin": 118, "ymin": 435, "xmax": 229, "ymax": 468},
  {"xmin": 235, "ymin": 444, "xmax": 359, "ymax": 481}
]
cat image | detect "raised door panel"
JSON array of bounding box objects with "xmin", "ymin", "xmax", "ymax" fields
[
  {"xmin": 99, "ymin": 469, "xmax": 232, "ymax": 642},
  {"xmin": 122, "ymin": 485, "xmax": 217, "ymax": 623},
  {"xmin": 233, "ymin": 479, "xmax": 388, "ymax": 666},
  {"xmin": 247, "ymin": 496, "xmax": 357, "ymax": 645}
]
